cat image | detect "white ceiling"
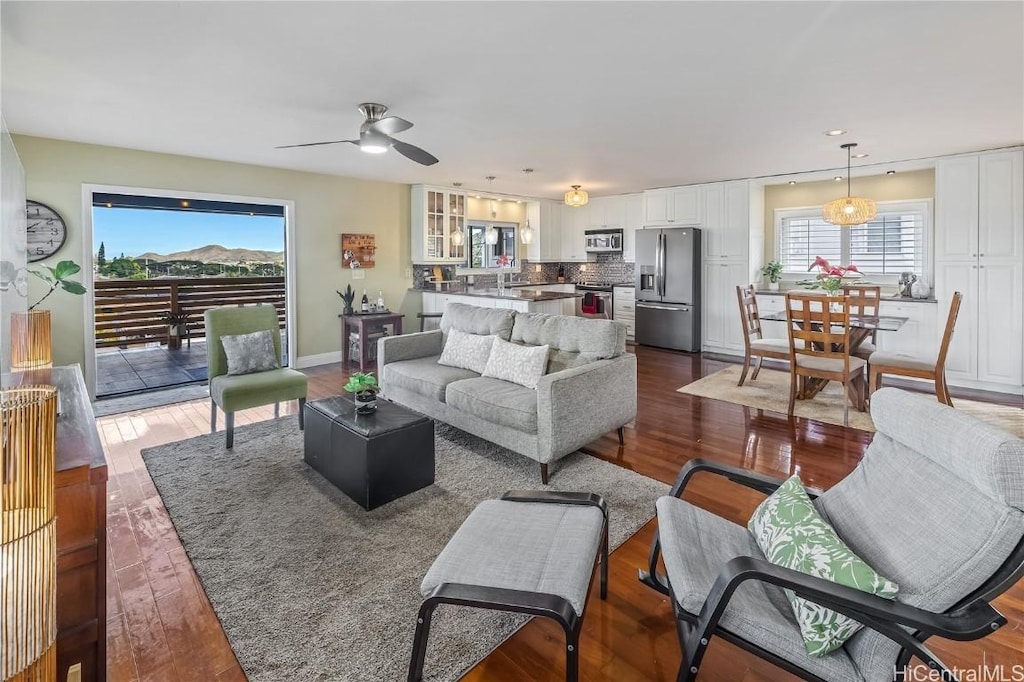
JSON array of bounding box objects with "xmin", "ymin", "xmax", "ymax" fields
[{"xmin": 2, "ymin": 1, "xmax": 1022, "ymax": 199}]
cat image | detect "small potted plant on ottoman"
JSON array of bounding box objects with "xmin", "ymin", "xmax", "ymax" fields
[{"xmin": 344, "ymin": 372, "xmax": 379, "ymax": 414}]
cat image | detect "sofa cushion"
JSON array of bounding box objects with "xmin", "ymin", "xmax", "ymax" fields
[
  {"xmin": 482, "ymin": 337, "xmax": 550, "ymax": 389},
  {"xmin": 440, "ymin": 302, "xmax": 515, "ymax": 341},
  {"xmin": 510, "ymin": 312, "xmax": 626, "ymax": 373},
  {"xmin": 446, "ymin": 377, "xmax": 538, "ymax": 433},
  {"xmin": 438, "ymin": 328, "xmax": 495, "ymax": 374},
  {"xmin": 381, "ymin": 356, "xmax": 479, "ymax": 403}
]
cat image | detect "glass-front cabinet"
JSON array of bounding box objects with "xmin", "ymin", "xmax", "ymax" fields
[{"xmin": 412, "ymin": 184, "xmax": 468, "ymax": 263}]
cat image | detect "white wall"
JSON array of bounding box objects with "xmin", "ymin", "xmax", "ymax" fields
[{"xmin": 1, "ymin": 117, "xmax": 27, "ymax": 372}]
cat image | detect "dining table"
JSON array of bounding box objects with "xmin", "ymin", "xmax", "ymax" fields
[{"xmin": 760, "ymin": 309, "xmax": 909, "ymax": 400}]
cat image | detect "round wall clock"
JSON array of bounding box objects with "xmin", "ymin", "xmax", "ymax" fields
[{"xmin": 26, "ymin": 200, "xmax": 68, "ymax": 263}]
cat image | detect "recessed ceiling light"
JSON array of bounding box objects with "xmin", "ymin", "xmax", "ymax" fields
[
  {"xmin": 475, "ymin": 194, "xmax": 482, "ymax": 199},
  {"xmin": 181, "ymin": 200, "xmax": 190, "ymax": 207},
  {"xmin": 824, "ymin": 129, "xmax": 847, "ymax": 137},
  {"xmin": 852, "ymin": 153, "xmax": 868, "ymax": 159},
  {"xmin": 788, "ymin": 181, "xmax": 797, "ymax": 185},
  {"xmin": 886, "ymin": 170, "xmax": 896, "ymax": 175},
  {"xmin": 834, "ymin": 176, "xmax": 844, "ymax": 182}
]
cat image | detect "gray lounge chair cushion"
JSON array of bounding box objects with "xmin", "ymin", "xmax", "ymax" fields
[
  {"xmin": 816, "ymin": 388, "xmax": 1024, "ymax": 681},
  {"xmin": 446, "ymin": 377, "xmax": 538, "ymax": 433},
  {"xmin": 511, "ymin": 312, "xmax": 626, "ymax": 374},
  {"xmin": 440, "ymin": 302, "xmax": 515, "ymax": 341},
  {"xmin": 380, "ymin": 356, "xmax": 478, "ymax": 403},
  {"xmin": 421, "ymin": 499, "xmax": 604, "ymax": 616},
  {"xmin": 656, "ymin": 496, "xmax": 864, "ymax": 681}
]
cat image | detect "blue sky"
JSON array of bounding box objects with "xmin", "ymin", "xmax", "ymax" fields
[{"xmin": 93, "ymin": 207, "xmax": 285, "ymax": 257}]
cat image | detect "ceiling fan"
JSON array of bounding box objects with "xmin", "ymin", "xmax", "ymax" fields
[{"xmin": 275, "ymin": 103, "xmax": 439, "ymax": 166}]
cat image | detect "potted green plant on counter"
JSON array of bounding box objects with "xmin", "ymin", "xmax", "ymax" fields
[
  {"xmin": 760, "ymin": 261, "xmax": 783, "ymax": 291},
  {"xmin": 344, "ymin": 371, "xmax": 379, "ymax": 414}
]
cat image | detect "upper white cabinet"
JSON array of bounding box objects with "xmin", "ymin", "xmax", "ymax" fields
[
  {"xmin": 643, "ymin": 186, "xmax": 704, "ymax": 226},
  {"xmin": 560, "ymin": 203, "xmax": 590, "ymax": 261},
  {"xmin": 411, "ymin": 185, "xmax": 467, "ymax": 264},
  {"xmin": 934, "ymin": 149, "xmax": 1024, "ymax": 391},
  {"xmin": 622, "ymin": 194, "xmax": 643, "ymax": 262},
  {"xmin": 703, "ymin": 180, "xmax": 750, "ymax": 261},
  {"xmin": 587, "ymin": 195, "xmax": 627, "ymax": 228}
]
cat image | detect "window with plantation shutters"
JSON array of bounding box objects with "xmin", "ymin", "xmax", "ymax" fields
[{"xmin": 775, "ymin": 200, "xmax": 931, "ymax": 282}]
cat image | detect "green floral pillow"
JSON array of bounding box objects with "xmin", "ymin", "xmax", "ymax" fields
[{"xmin": 748, "ymin": 475, "xmax": 899, "ymax": 657}]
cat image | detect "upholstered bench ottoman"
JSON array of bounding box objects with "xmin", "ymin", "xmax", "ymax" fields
[{"xmin": 407, "ymin": 491, "xmax": 609, "ymax": 682}]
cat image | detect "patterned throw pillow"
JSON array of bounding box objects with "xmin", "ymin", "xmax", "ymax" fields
[
  {"xmin": 482, "ymin": 337, "xmax": 550, "ymax": 389},
  {"xmin": 221, "ymin": 330, "xmax": 280, "ymax": 376},
  {"xmin": 438, "ymin": 328, "xmax": 495, "ymax": 374},
  {"xmin": 748, "ymin": 475, "xmax": 899, "ymax": 657}
]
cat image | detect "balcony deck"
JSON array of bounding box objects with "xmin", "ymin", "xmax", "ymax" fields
[{"xmin": 96, "ymin": 340, "xmax": 209, "ymax": 397}]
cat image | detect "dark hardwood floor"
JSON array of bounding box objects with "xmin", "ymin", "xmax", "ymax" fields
[{"xmin": 99, "ymin": 346, "xmax": 1024, "ymax": 681}]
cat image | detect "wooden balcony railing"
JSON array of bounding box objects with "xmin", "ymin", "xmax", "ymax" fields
[{"xmin": 94, "ymin": 276, "xmax": 286, "ymax": 349}]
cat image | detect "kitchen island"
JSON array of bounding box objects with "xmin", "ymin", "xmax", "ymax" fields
[{"xmin": 420, "ymin": 287, "xmax": 579, "ymax": 317}]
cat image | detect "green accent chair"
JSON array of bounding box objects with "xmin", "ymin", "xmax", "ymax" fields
[{"xmin": 204, "ymin": 305, "xmax": 307, "ymax": 448}]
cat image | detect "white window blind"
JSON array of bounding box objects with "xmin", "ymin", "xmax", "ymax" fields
[{"xmin": 776, "ymin": 201, "xmax": 930, "ymax": 278}]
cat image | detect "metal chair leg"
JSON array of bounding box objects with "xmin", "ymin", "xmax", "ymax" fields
[
  {"xmin": 298, "ymin": 398, "xmax": 306, "ymax": 430},
  {"xmin": 564, "ymin": 629, "xmax": 580, "ymax": 682},
  {"xmin": 540, "ymin": 463, "xmax": 549, "ymax": 485},
  {"xmin": 210, "ymin": 401, "xmax": 217, "ymax": 432},
  {"xmin": 274, "ymin": 402, "xmax": 280, "ymax": 418},
  {"xmin": 225, "ymin": 412, "xmax": 235, "ymax": 449},
  {"xmin": 407, "ymin": 601, "xmax": 437, "ymax": 682}
]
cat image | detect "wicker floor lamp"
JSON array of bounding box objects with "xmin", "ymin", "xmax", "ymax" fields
[{"xmin": 1, "ymin": 385, "xmax": 58, "ymax": 682}]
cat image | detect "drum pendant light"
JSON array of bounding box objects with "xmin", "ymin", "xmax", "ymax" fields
[{"xmin": 823, "ymin": 143, "xmax": 877, "ymax": 226}]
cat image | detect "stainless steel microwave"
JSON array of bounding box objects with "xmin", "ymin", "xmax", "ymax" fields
[{"xmin": 585, "ymin": 229, "xmax": 623, "ymax": 253}]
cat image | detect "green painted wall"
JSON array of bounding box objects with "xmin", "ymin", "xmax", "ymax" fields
[{"xmin": 12, "ymin": 134, "xmax": 413, "ymax": 378}]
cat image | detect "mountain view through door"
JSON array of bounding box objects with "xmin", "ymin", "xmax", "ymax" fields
[{"xmin": 92, "ymin": 193, "xmax": 287, "ymax": 398}]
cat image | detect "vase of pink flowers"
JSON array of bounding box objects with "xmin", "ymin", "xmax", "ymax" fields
[
  {"xmin": 495, "ymin": 254, "xmax": 511, "ymax": 292},
  {"xmin": 801, "ymin": 256, "xmax": 860, "ymax": 296}
]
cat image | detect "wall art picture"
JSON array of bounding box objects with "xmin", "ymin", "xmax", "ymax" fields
[{"xmin": 341, "ymin": 233, "xmax": 376, "ymax": 269}]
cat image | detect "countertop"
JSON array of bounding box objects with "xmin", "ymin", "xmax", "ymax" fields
[
  {"xmin": 754, "ymin": 290, "xmax": 937, "ymax": 303},
  {"xmin": 417, "ymin": 288, "xmax": 580, "ymax": 301}
]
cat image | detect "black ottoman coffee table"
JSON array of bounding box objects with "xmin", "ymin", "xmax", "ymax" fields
[{"xmin": 303, "ymin": 396, "xmax": 434, "ymax": 510}]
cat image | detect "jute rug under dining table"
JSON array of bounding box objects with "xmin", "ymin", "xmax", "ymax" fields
[{"xmin": 678, "ymin": 365, "xmax": 1024, "ymax": 437}]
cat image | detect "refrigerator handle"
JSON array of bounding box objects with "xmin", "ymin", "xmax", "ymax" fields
[{"xmin": 657, "ymin": 232, "xmax": 666, "ymax": 296}]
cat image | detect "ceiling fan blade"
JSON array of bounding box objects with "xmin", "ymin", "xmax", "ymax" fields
[
  {"xmin": 274, "ymin": 140, "xmax": 358, "ymax": 149},
  {"xmin": 390, "ymin": 139, "xmax": 439, "ymax": 166},
  {"xmin": 367, "ymin": 116, "xmax": 413, "ymax": 136}
]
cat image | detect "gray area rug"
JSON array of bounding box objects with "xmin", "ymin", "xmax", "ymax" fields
[{"xmin": 141, "ymin": 418, "xmax": 669, "ymax": 681}]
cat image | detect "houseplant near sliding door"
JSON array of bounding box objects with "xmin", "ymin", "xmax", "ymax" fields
[{"xmin": 10, "ymin": 260, "xmax": 86, "ymax": 369}]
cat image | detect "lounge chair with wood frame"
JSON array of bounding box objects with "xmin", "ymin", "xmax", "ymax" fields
[
  {"xmin": 640, "ymin": 387, "xmax": 1024, "ymax": 682},
  {"xmin": 869, "ymin": 292, "xmax": 963, "ymax": 407}
]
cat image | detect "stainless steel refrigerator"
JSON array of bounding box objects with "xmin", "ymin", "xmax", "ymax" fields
[{"xmin": 635, "ymin": 227, "xmax": 701, "ymax": 352}]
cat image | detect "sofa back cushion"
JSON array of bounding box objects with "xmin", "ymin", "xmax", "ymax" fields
[
  {"xmin": 440, "ymin": 303, "xmax": 515, "ymax": 341},
  {"xmin": 815, "ymin": 388, "xmax": 1024, "ymax": 680},
  {"xmin": 511, "ymin": 312, "xmax": 626, "ymax": 373}
]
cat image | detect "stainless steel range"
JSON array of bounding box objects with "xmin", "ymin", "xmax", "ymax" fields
[{"xmin": 574, "ymin": 282, "xmax": 614, "ymax": 319}]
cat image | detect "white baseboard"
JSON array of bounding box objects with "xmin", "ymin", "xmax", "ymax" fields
[{"xmin": 294, "ymin": 351, "xmax": 343, "ymax": 369}]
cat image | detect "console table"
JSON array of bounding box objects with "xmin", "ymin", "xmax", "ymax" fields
[
  {"xmin": 3, "ymin": 365, "xmax": 107, "ymax": 682},
  {"xmin": 340, "ymin": 312, "xmax": 404, "ymax": 371}
]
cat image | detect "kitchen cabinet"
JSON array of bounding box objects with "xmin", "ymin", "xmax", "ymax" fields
[
  {"xmin": 560, "ymin": 203, "xmax": 590, "ymax": 261},
  {"xmin": 702, "ymin": 261, "xmax": 749, "ymax": 353},
  {"xmin": 622, "ymin": 194, "xmax": 643, "ymax": 262},
  {"xmin": 643, "ymin": 186, "xmax": 704, "ymax": 226},
  {"xmin": 588, "ymin": 195, "xmax": 627, "ymax": 228},
  {"xmin": 421, "ymin": 291, "xmax": 565, "ymax": 316},
  {"xmin": 704, "ymin": 180, "xmax": 750, "ymax": 261},
  {"xmin": 411, "ymin": 185, "xmax": 467, "ymax": 264},
  {"xmin": 613, "ymin": 286, "xmax": 635, "ymax": 341},
  {"xmin": 934, "ymin": 149, "xmax": 1024, "ymax": 392},
  {"xmin": 525, "ymin": 200, "xmax": 563, "ymax": 262}
]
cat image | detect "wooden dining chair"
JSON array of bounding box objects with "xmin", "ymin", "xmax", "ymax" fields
[
  {"xmin": 869, "ymin": 292, "xmax": 963, "ymax": 406},
  {"xmin": 785, "ymin": 292, "xmax": 867, "ymax": 426},
  {"xmin": 842, "ymin": 285, "xmax": 881, "ymax": 362},
  {"xmin": 735, "ymin": 285, "xmax": 790, "ymax": 386}
]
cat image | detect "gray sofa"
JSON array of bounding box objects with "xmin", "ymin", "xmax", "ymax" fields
[{"xmin": 378, "ymin": 302, "xmax": 637, "ymax": 483}]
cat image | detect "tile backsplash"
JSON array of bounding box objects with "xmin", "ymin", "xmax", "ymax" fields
[{"xmin": 412, "ymin": 253, "xmax": 635, "ymax": 290}]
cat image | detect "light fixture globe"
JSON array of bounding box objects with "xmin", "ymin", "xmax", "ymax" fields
[
  {"xmin": 484, "ymin": 226, "xmax": 499, "ymax": 245},
  {"xmin": 520, "ymin": 221, "xmax": 534, "ymax": 244},
  {"xmin": 822, "ymin": 196, "xmax": 878, "ymax": 226},
  {"xmin": 564, "ymin": 185, "xmax": 589, "ymax": 207},
  {"xmin": 450, "ymin": 229, "xmax": 465, "ymax": 247},
  {"xmin": 823, "ymin": 142, "xmax": 877, "ymax": 226}
]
